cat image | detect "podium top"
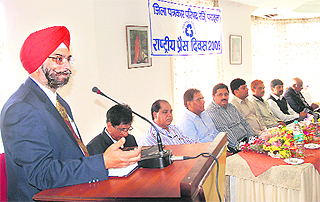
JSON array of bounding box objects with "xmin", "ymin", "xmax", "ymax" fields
[{"xmin": 33, "ymin": 132, "xmax": 227, "ymax": 201}]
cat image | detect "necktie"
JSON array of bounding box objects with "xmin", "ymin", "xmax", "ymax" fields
[
  {"xmin": 56, "ymin": 99, "xmax": 89, "ymax": 156},
  {"xmin": 298, "ymin": 92, "xmax": 309, "ymax": 108}
]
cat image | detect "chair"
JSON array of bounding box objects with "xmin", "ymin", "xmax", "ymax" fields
[{"xmin": 0, "ymin": 153, "xmax": 7, "ymax": 202}]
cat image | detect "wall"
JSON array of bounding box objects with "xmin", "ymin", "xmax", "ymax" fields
[
  {"xmin": 220, "ymin": 0, "xmax": 253, "ymax": 86},
  {"xmin": 1, "ymin": 0, "xmax": 253, "ymax": 143}
]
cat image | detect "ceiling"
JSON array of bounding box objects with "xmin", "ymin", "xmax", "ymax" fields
[{"xmin": 229, "ymin": 0, "xmax": 320, "ymax": 19}]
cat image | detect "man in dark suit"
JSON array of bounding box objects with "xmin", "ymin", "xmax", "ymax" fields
[
  {"xmin": 284, "ymin": 77, "xmax": 319, "ymax": 113},
  {"xmin": 87, "ymin": 104, "xmax": 138, "ymax": 155},
  {"xmin": 0, "ymin": 26, "xmax": 141, "ymax": 201}
]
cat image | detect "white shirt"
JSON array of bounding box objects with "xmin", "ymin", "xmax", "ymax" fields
[
  {"xmin": 267, "ymin": 94, "xmax": 299, "ymax": 122},
  {"xmin": 30, "ymin": 76, "xmax": 81, "ymax": 139},
  {"xmin": 30, "ymin": 76, "xmax": 57, "ymax": 106}
]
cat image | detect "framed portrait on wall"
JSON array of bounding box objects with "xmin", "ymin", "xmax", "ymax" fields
[
  {"xmin": 229, "ymin": 35, "xmax": 242, "ymax": 65},
  {"xmin": 126, "ymin": 25, "xmax": 152, "ymax": 69}
]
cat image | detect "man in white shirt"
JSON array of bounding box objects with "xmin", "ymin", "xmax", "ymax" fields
[
  {"xmin": 230, "ymin": 78, "xmax": 266, "ymax": 136},
  {"xmin": 138, "ymin": 100, "xmax": 196, "ymax": 146},
  {"xmin": 267, "ymin": 79, "xmax": 307, "ymax": 124}
]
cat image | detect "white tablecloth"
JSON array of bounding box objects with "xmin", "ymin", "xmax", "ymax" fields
[{"xmin": 225, "ymin": 154, "xmax": 320, "ymax": 202}]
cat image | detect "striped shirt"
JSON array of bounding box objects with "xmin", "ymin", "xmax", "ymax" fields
[
  {"xmin": 138, "ymin": 122, "xmax": 197, "ymax": 146},
  {"xmin": 205, "ymin": 100, "xmax": 255, "ymax": 151}
]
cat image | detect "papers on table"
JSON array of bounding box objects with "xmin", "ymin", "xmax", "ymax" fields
[{"xmin": 108, "ymin": 163, "xmax": 138, "ymax": 177}]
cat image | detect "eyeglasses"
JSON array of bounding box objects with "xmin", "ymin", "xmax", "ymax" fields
[
  {"xmin": 193, "ymin": 97, "xmax": 204, "ymax": 102},
  {"xmin": 115, "ymin": 126, "xmax": 133, "ymax": 133},
  {"xmin": 48, "ymin": 55, "xmax": 75, "ymax": 65}
]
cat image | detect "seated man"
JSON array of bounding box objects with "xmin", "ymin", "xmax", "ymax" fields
[
  {"xmin": 205, "ymin": 83, "xmax": 255, "ymax": 154},
  {"xmin": 267, "ymin": 79, "xmax": 307, "ymax": 124},
  {"xmin": 178, "ymin": 88, "xmax": 219, "ymax": 142},
  {"xmin": 230, "ymin": 78, "xmax": 266, "ymax": 135},
  {"xmin": 250, "ymin": 80, "xmax": 285, "ymax": 128},
  {"xmin": 87, "ymin": 104, "xmax": 137, "ymax": 155},
  {"xmin": 284, "ymin": 77, "xmax": 319, "ymax": 113},
  {"xmin": 138, "ymin": 99, "xmax": 197, "ymax": 146}
]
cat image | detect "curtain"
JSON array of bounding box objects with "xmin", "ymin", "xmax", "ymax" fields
[
  {"xmin": 251, "ymin": 16, "xmax": 320, "ymax": 103},
  {"xmin": 171, "ymin": 0, "xmax": 221, "ymax": 124},
  {"xmin": 172, "ymin": 55, "xmax": 221, "ymax": 123}
]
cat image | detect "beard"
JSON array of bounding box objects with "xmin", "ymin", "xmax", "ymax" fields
[{"xmin": 42, "ymin": 65, "xmax": 72, "ymax": 89}]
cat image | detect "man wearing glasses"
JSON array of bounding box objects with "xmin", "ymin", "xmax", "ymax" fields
[
  {"xmin": 87, "ymin": 104, "xmax": 138, "ymax": 155},
  {"xmin": 0, "ymin": 26, "xmax": 141, "ymax": 201},
  {"xmin": 230, "ymin": 78, "xmax": 266, "ymax": 136},
  {"xmin": 178, "ymin": 88, "xmax": 219, "ymax": 142},
  {"xmin": 205, "ymin": 83, "xmax": 255, "ymax": 154},
  {"xmin": 284, "ymin": 77, "xmax": 319, "ymax": 113},
  {"xmin": 138, "ymin": 99, "xmax": 196, "ymax": 146}
]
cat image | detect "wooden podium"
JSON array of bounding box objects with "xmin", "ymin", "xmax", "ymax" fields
[{"xmin": 33, "ymin": 132, "xmax": 227, "ymax": 202}]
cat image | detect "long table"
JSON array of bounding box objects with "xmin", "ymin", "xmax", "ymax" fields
[
  {"xmin": 225, "ymin": 148, "xmax": 320, "ymax": 202},
  {"xmin": 33, "ymin": 132, "xmax": 227, "ymax": 201}
]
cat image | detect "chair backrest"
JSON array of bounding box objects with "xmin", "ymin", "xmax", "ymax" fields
[{"xmin": 0, "ymin": 153, "xmax": 7, "ymax": 202}]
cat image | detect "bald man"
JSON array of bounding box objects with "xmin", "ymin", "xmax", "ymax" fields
[
  {"xmin": 284, "ymin": 77, "xmax": 319, "ymax": 113},
  {"xmin": 138, "ymin": 99, "xmax": 196, "ymax": 146},
  {"xmin": 0, "ymin": 26, "xmax": 141, "ymax": 201}
]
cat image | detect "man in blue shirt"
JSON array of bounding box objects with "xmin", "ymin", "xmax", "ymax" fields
[{"xmin": 178, "ymin": 88, "xmax": 219, "ymax": 142}]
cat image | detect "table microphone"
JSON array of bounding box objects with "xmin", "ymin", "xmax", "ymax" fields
[
  {"xmin": 303, "ymin": 108, "xmax": 320, "ymax": 120},
  {"xmin": 92, "ymin": 86, "xmax": 172, "ymax": 168}
]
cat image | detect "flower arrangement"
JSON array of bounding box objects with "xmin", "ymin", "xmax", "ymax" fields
[
  {"xmin": 239, "ymin": 126, "xmax": 294, "ymax": 158},
  {"xmin": 302, "ymin": 123, "xmax": 317, "ymax": 143},
  {"xmin": 239, "ymin": 123, "xmax": 317, "ymax": 159}
]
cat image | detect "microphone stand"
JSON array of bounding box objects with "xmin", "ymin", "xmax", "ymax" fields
[{"xmin": 92, "ymin": 87, "xmax": 172, "ymax": 168}]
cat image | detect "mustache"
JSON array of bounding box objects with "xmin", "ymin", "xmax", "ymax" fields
[
  {"xmin": 221, "ymin": 99, "xmax": 228, "ymax": 102},
  {"xmin": 53, "ymin": 69, "xmax": 72, "ymax": 75}
]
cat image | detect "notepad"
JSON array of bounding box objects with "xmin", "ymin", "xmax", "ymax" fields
[{"xmin": 108, "ymin": 163, "xmax": 138, "ymax": 177}]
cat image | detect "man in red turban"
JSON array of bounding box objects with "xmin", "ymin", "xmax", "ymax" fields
[{"xmin": 0, "ymin": 26, "xmax": 141, "ymax": 201}]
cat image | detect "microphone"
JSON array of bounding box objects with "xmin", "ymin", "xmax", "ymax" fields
[
  {"xmin": 303, "ymin": 108, "xmax": 320, "ymax": 120},
  {"xmin": 92, "ymin": 86, "xmax": 172, "ymax": 168}
]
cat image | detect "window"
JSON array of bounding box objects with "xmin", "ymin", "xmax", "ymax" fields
[
  {"xmin": 172, "ymin": 55, "xmax": 221, "ymax": 124},
  {"xmin": 251, "ymin": 17, "xmax": 320, "ymax": 103}
]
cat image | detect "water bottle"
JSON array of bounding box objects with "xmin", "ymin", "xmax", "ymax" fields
[{"xmin": 292, "ymin": 120, "xmax": 305, "ymax": 158}]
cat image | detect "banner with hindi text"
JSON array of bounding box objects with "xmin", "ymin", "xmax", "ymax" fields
[{"xmin": 148, "ymin": 0, "xmax": 223, "ymax": 56}]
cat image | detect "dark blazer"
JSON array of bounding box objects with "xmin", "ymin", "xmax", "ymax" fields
[
  {"xmin": 284, "ymin": 87, "xmax": 312, "ymax": 113},
  {"xmin": 86, "ymin": 128, "xmax": 137, "ymax": 155},
  {"xmin": 0, "ymin": 78, "xmax": 108, "ymax": 201}
]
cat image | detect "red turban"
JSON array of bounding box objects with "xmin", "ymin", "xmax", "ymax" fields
[{"xmin": 20, "ymin": 26, "xmax": 70, "ymax": 74}]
